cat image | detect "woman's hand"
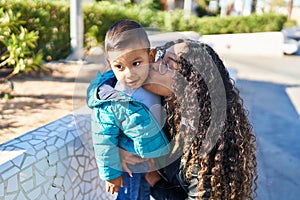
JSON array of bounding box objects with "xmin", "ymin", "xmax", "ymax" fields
[
  {"xmin": 119, "ymin": 148, "xmax": 147, "ymax": 177},
  {"xmin": 106, "ymin": 176, "xmax": 123, "ymax": 194},
  {"xmin": 145, "ymin": 171, "xmax": 162, "ymax": 187}
]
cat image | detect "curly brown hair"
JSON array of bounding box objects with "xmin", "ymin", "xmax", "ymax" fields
[{"xmin": 161, "ymin": 39, "xmax": 258, "ymax": 199}]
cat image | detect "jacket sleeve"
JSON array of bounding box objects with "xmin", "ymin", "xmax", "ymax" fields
[
  {"xmin": 90, "ymin": 104, "xmax": 123, "ymax": 181},
  {"xmin": 113, "ymin": 100, "xmax": 170, "ymax": 158}
]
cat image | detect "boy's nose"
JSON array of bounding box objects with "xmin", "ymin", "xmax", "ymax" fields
[{"xmin": 125, "ymin": 67, "xmax": 136, "ymax": 77}]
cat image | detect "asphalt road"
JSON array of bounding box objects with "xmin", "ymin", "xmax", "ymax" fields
[{"xmin": 221, "ymin": 54, "xmax": 300, "ymax": 200}]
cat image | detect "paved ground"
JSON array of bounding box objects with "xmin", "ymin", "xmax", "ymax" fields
[
  {"xmin": 221, "ymin": 53, "xmax": 300, "ymax": 200},
  {"xmin": 0, "ymin": 63, "xmax": 84, "ymax": 143}
]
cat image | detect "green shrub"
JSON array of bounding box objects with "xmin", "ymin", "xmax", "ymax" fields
[
  {"xmin": 0, "ymin": 8, "xmax": 43, "ymax": 81},
  {"xmin": 284, "ymin": 20, "xmax": 297, "ymax": 27},
  {"xmin": 0, "ymin": 0, "xmax": 289, "ymax": 62},
  {"xmin": 83, "ymin": 1, "xmax": 160, "ymax": 48},
  {"xmin": 1, "ymin": 0, "xmax": 70, "ymax": 61}
]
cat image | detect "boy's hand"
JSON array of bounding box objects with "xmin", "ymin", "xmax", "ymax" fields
[{"xmin": 106, "ymin": 176, "xmax": 123, "ymax": 194}]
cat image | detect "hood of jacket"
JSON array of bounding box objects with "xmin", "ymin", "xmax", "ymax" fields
[{"xmin": 86, "ymin": 70, "xmax": 134, "ymax": 108}]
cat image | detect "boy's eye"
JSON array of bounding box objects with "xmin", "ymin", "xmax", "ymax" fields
[
  {"xmin": 115, "ymin": 65, "xmax": 124, "ymax": 70},
  {"xmin": 133, "ymin": 61, "xmax": 141, "ymax": 67}
]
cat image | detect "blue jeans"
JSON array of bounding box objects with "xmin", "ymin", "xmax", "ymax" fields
[{"xmin": 116, "ymin": 162, "xmax": 150, "ymax": 200}]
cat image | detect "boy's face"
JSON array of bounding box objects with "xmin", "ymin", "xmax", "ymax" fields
[{"xmin": 107, "ymin": 47, "xmax": 149, "ymax": 89}]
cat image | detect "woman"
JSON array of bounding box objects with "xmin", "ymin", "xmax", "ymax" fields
[
  {"xmin": 91, "ymin": 38, "xmax": 258, "ymax": 199},
  {"xmin": 141, "ymin": 39, "xmax": 258, "ymax": 199}
]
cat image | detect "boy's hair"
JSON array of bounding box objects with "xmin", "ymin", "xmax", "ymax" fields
[{"xmin": 105, "ymin": 19, "xmax": 150, "ymax": 53}]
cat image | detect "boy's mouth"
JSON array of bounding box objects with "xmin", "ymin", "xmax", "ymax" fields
[{"xmin": 126, "ymin": 79, "xmax": 139, "ymax": 87}]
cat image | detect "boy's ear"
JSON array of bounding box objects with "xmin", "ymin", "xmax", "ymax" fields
[
  {"xmin": 149, "ymin": 48, "xmax": 156, "ymax": 63},
  {"xmin": 106, "ymin": 58, "xmax": 111, "ymax": 67}
]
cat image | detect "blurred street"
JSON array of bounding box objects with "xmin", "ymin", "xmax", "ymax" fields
[{"xmin": 221, "ymin": 54, "xmax": 300, "ymax": 200}]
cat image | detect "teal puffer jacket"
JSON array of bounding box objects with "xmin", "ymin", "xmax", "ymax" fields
[{"xmin": 86, "ymin": 70, "xmax": 170, "ymax": 181}]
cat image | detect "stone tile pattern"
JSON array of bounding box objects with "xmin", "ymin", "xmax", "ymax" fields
[{"xmin": 0, "ymin": 114, "xmax": 116, "ymax": 199}]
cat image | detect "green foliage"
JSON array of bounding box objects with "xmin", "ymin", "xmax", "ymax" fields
[
  {"xmin": 196, "ymin": 13, "xmax": 287, "ymax": 35},
  {"xmin": 1, "ymin": 92, "xmax": 14, "ymax": 100},
  {"xmin": 83, "ymin": 1, "xmax": 160, "ymax": 48},
  {"xmin": 0, "ymin": 0, "xmax": 289, "ymax": 62},
  {"xmin": 0, "ymin": 0, "xmax": 71, "ymax": 61},
  {"xmin": 139, "ymin": 0, "xmax": 161, "ymax": 10},
  {"xmin": 284, "ymin": 20, "xmax": 297, "ymax": 27},
  {"xmin": 84, "ymin": 1, "xmax": 287, "ymax": 42},
  {"xmin": 0, "ymin": 8, "xmax": 43, "ymax": 81},
  {"xmin": 195, "ymin": 0, "xmax": 213, "ymax": 17}
]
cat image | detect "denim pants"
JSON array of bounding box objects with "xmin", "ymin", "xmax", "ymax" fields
[{"xmin": 116, "ymin": 162, "xmax": 150, "ymax": 200}]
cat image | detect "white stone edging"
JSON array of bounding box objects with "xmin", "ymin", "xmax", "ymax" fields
[{"xmin": 200, "ymin": 32, "xmax": 286, "ymax": 57}]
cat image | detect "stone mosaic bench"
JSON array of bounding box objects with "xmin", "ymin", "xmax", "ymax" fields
[{"xmin": 0, "ymin": 113, "xmax": 116, "ymax": 199}]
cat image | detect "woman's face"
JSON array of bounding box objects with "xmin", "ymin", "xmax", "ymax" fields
[{"xmin": 143, "ymin": 42, "xmax": 188, "ymax": 96}]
